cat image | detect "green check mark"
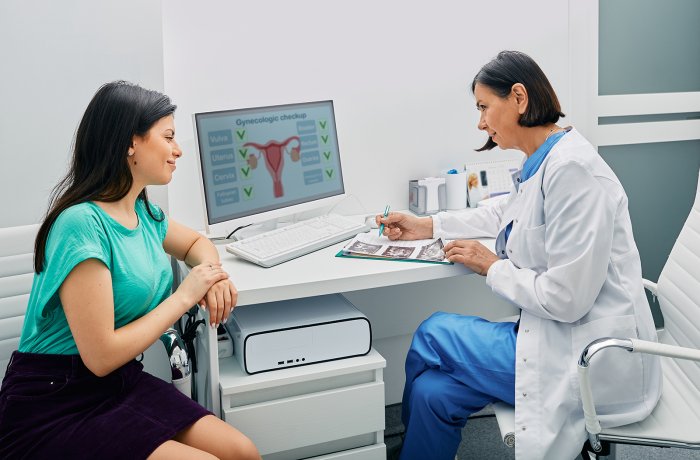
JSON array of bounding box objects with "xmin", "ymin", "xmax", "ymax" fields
[
  {"xmin": 241, "ymin": 166, "xmax": 251, "ymax": 178},
  {"xmin": 319, "ymin": 120, "xmax": 327, "ymax": 130},
  {"xmin": 238, "ymin": 148, "xmax": 248, "ymax": 160},
  {"xmin": 236, "ymin": 130, "xmax": 246, "ymax": 141},
  {"xmin": 321, "ymin": 135, "xmax": 329, "ymax": 144},
  {"xmin": 323, "ymin": 151, "xmax": 331, "ymax": 161},
  {"xmin": 243, "ymin": 186, "xmax": 254, "ymax": 198},
  {"xmin": 325, "ymin": 168, "xmax": 334, "ymax": 179}
]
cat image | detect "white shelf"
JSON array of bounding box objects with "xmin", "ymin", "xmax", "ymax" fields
[{"xmin": 219, "ymin": 349, "xmax": 386, "ymax": 395}]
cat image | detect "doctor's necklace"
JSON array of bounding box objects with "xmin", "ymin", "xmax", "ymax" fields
[{"xmin": 544, "ymin": 127, "xmax": 559, "ymax": 141}]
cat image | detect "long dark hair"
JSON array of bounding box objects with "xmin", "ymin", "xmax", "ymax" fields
[
  {"xmin": 34, "ymin": 81, "xmax": 177, "ymax": 273},
  {"xmin": 471, "ymin": 51, "xmax": 565, "ymax": 151}
]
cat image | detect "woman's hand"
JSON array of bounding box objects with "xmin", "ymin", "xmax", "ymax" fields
[
  {"xmin": 175, "ymin": 262, "xmax": 229, "ymax": 315},
  {"xmin": 376, "ymin": 212, "xmax": 433, "ymax": 241},
  {"xmin": 199, "ymin": 278, "xmax": 238, "ymax": 327},
  {"xmin": 444, "ymin": 240, "xmax": 500, "ymax": 276}
]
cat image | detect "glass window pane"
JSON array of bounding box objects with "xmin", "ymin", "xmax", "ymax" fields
[
  {"xmin": 599, "ymin": 112, "xmax": 700, "ymax": 125},
  {"xmin": 599, "ymin": 0, "xmax": 700, "ymax": 95},
  {"xmin": 600, "ymin": 140, "xmax": 700, "ymax": 325}
]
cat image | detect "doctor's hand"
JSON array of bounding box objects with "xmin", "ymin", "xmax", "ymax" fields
[
  {"xmin": 444, "ymin": 240, "xmax": 499, "ymax": 276},
  {"xmin": 199, "ymin": 278, "xmax": 238, "ymax": 327},
  {"xmin": 376, "ymin": 212, "xmax": 433, "ymax": 241}
]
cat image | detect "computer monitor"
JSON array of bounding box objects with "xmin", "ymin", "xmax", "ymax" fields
[{"xmin": 193, "ymin": 100, "xmax": 346, "ymax": 238}]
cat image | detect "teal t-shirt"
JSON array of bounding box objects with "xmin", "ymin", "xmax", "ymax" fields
[{"xmin": 19, "ymin": 199, "xmax": 173, "ymax": 354}]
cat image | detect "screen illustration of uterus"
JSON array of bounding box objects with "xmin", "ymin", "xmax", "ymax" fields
[{"xmin": 243, "ymin": 136, "xmax": 301, "ymax": 197}]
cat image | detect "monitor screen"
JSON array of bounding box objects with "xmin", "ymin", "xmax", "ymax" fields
[{"xmin": 193, "ymin": 100, "xmax": 345, "ymax": 236}]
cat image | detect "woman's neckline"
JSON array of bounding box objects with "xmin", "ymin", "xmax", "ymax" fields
[{"xmin": 90, "ymin": 201, "xmax": 140, "ymax": 233}]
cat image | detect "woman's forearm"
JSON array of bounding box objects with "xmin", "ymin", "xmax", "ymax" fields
[{"xmin": 184, "ymin": 235, "xmax": 219, "ymax": 267}]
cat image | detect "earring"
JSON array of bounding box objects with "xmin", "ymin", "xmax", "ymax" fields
[{"xmin": 128, "ymin": 151, "xmax": 134, "ymax": 156}]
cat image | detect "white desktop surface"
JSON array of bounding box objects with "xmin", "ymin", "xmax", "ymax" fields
[{"xmin": 212, "ymin": 236, "xmax": 495, "ymax": 306}]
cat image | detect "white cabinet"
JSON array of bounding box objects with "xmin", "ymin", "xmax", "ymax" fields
[
  {"xmin": 219, "ymin": 350, "xmax": 386, "ymax": 459},
  {"xmin": 187, "ymin": 290, "xmax": 386, "ymax": 459}
]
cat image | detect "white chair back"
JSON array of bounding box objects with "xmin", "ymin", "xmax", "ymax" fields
[
  {"xmin": 0, "ymin": 224, "xmax": 40, "ymax": 380},
  {"xmin": 0, "ymin": 223, "xmax": 189, "ymax": 395},
  {"xmin": 655, "ymin": 170, "xmax": 700, "ymax": 388}
]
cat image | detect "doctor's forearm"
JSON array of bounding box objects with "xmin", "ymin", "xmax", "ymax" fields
[
  {"xmin": 486, "ymin": 261, "xmax": 599, "ymax": 323},
  {"xmin": 432, "ymin": 208, "xmax": 501, "ymax": 239}
]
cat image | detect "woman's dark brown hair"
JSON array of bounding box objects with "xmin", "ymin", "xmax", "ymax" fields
[
  {"xmin": 471, "ymin": 50, "xmax": 565, "ymax": 151},
  {"xmin": 34, "ymin": 81, "xmax": 176, "ymax": 273}
]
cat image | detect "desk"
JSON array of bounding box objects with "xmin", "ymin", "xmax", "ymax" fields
[
  {"xmin": 214, "ymin": 238, "xmax": 491, "ymax": 307},
  {"xmin": 177, "ymin": 237, "xmax": 496, "ymax": 459}
]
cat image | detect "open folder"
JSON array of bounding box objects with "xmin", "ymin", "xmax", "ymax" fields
[{"xmin": 336, "ymin": 233, "xmax": 452, "ymax": 265}]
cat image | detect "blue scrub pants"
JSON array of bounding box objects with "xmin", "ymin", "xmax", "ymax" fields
[{"xmin": 400, "ymin": 312, "xmax": 517, "ymax": 460}]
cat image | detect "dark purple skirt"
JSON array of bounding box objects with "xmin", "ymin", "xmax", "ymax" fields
[{"xmin": 0, "ymin": 351, "xmax": 211, "ymax": 459}]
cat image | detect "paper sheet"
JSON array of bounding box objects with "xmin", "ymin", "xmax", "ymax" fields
[{"xmin": 341, "ymin": 233, "xmax": 450, "ymax": 264}]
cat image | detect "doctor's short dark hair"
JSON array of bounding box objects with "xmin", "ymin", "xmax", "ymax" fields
[{"xmin": 471, "ymin": 50, "xmax": 565, "ymax": 151}]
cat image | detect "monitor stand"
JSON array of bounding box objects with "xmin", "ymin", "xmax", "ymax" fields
[
  {"xmin": 232, "ymin": 218, "xmax": 281, "ymax": 241},
  {"xmin": 205, "ymin": 219, "xmax": 280, "ymax": 244},
  {"xmin": 207, "ymin": 206, "xmax": 335, "ymax": 243}
]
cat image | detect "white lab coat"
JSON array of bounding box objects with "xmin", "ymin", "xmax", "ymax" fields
[{"xmin": 432, "ymin": 128, "xmax": 662, "ymax": 460}]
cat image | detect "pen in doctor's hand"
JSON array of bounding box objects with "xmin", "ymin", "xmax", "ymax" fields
[{"xmin": 378, "ymin": 204, "xmax": 391, "ymax": 236}]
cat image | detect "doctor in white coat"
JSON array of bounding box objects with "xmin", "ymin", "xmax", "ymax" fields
[{"xmin": 380, "ymin": 51, "xmax": 661, "ymax": 460}]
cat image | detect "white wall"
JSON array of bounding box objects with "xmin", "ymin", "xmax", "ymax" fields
[
  {"xmin": 162, "ymin": 0, "xmax": 570, "ymax": 230},
  {"xmin": 162, "ymin": 0, "xmax": 570, "ymax": 403},
  {"xmin": 0, "ymin": 0, "xmax": 570, "ymax": 233},
  {"xmin": 0, "ymin": 0, "xmax": 572, "ymax": 403},
  {"xmin": 0, "ymin": 0, "xmax": 166, "ymax": 227},
  {"xmin": 0, "ymin": 0, "xmax": 172, "ymax": 380}
]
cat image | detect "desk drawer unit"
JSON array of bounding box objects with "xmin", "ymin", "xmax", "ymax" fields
[
  {"xmin": 219, "ymin": 349, "xmax": 386, "ymax": 459},
  {"xmin": 312, "ymin": 444, "xmax": 386, "ymax": 460}
]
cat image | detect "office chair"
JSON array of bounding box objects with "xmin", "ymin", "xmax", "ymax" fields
[
  {"xmin": 578, "ymin": 169, "xmax": 700, "ymax": 458},
  {"xmin": 0, "ymin": 224, "xmax": 192, "ymax": 395},
  {"xmin": 492, "ymin": 169, "xmax": 700, "ymax": 458}
]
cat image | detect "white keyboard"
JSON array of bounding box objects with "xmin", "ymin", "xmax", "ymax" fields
[{"xmin": 226, "ymin": 214, "xmax": 370, "ymax": 267}]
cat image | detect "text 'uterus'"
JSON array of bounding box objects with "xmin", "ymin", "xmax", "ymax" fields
[{"xmin": 244, "ymin": 136, "xmax": 301, "ymax": 197}]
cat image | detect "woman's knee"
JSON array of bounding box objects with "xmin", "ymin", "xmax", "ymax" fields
[
  {"xmin": 416, "ymin": 311, "xmax": 447, "ymax": 335},
  {"xmin": 415, "ymin": 312, "xmax": 461, "ymax": 342},
  {"xmin": 229, "ymin": 435, "xmax": 260, "ymax": 460},
  {"xmin": 415, "ymin": 312, "xmax": 485, "ymax": 341},
  {"xmin": 213, "ymin": 430, "xmax": 260, "ymax": 460},
  {"xmin": 244, "ymin": 440, "xmax": 261, "ymax": 460},
  {"xmin": 148, "ymin": 440, "xmax": 218, "ymax": 460},
  {"xmin": 174, "ymin": 415, "xmax": 261, "ymax": 460},
  {"xmin": 409, "ymin": 370, "xmax": 452, "ymax": 415}
]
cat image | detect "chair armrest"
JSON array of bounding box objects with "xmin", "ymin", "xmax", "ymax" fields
[
  {"xmin": 642, "ymin": 278, "xmax": 658, "ymax": 297},
  {"xmin": 629, "ymin": 338, "xmax": 700, "ymax": 361},
  {"xmin": 491, "ymin": 401, "xmax": 516, "ymax": 448},
  {"xmin": 160, "ymin": 328, "xmax": 192, "ymax": 397},
  {"xmin": 577, "ymin": 337, "xmax": 700, "ymax": 452}
]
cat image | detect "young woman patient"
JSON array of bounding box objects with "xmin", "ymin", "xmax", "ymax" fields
[{"xmin": 0, "ymin": 81, "xmax": 261, "ymax": 460}]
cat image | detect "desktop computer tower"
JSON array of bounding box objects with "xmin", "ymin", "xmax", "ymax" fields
[{"xmin": 229, "ymin": 294, "xmax": 372, "ymax": 374}]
